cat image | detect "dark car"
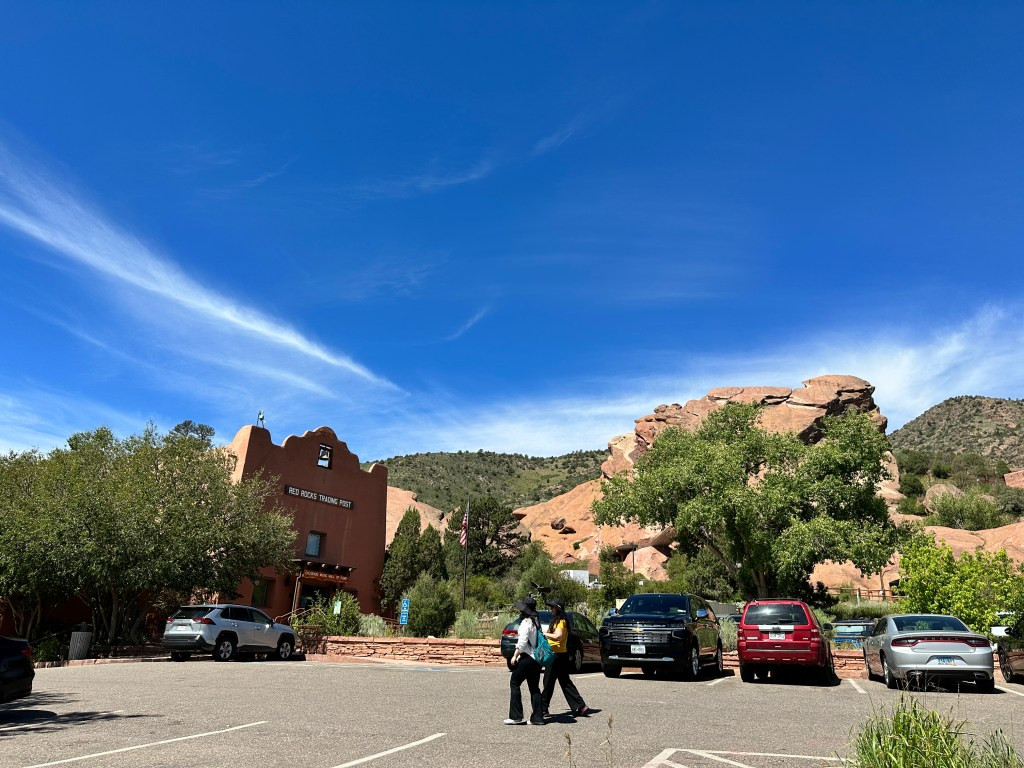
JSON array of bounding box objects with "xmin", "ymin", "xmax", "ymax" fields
[
  {"xmin": 599, "ymin": 593, "xmax": 723, "ymax": 680},
  {"xmin": 500, "ymin": 610, "xmax": 601, "ymax": 673},
  {"xmin": 0, "ymin": 636, "xmax": 34, "ymax": 704},
  {"xmin": 998, "ymin": 615, "xmax": 1024, "ymax": 683},
  {"xmin": 737, "ymin": 599, "xmax": 834, "ymax": 683}
]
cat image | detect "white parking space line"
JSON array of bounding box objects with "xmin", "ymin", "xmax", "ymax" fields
[
  {"xmin": 997, "ymin": 685, "xmax": 1024, "ymax": 698},
  {"xmin": 706, "ymin": 676, "xmax": 730, "ymax": 686},
  {"xmin": 641, "ymin": 748, "xmax": 842, "ymax": 768},
  {"xmin": 21, "ymin": 721, "xmax": 266, "ymax": 768},
  {"xmin": 574, "ymin": 672, "xmax": 604, "ymax": 679},
  {"xmin": 327, "ymin": 732, "xmax": 446, "ymax": 768},
  {"xmin": 847, "ymin": 678, "xmax": 866, "ymax": 694}
]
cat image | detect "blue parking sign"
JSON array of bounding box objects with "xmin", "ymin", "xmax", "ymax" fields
[{"xmin": 400, "ymin": 598, "xmax": 410, "ymax": 625}]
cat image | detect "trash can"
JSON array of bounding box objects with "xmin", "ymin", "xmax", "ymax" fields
[{"xmin": 68, "ymin": 623, "xmax": 93, "ymax": 661}]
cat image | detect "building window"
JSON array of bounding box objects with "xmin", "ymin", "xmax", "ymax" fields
[
  {"xmin": 317, "ymin": 444, "xmax": 333, "ymax": 469},
  {"xmin": 306, "ymin": 531, "xmax": 324, "ymax": 558},
  {"xmin": 251, "ymin": 578, "xmax": 271, "ymax": 607}
]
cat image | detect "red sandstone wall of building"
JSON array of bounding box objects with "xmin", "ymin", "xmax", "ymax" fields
[{"xmin": 227, "ymin": 425, "xmax": 388, "ymax": 618}]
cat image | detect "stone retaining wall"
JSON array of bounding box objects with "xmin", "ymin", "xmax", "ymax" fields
[{"xmin": 303, "ymin": 635, "xmax": 508, "ymax": 666}]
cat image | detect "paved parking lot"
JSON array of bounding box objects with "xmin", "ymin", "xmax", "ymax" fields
[{"xmin": 3, "ymin": 660, "xmax": 1024, "ymax": 768}]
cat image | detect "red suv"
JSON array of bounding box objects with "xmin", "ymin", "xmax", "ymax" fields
[{"xmin": 737, "ymin": 599, "xmax": 834, "ymax": 683}]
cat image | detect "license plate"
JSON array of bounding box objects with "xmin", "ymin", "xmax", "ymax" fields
[
  {"xmin": 630, "ymin": 644, "xmax": 646, "ymax": 655},
  {"xmin": 936, "ymin": 656, "xmax": 957, "ymax": 666},
  {"xmin": 174, "ymin": 625, "xmax": 191, "ymax": 632},
  {"xmin": 769, "ymin": 632, "xmax": 785, "ymax": 640}
]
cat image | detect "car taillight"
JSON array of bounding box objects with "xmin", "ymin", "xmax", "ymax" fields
[
  {"xmin": 810, "ymin": 628, "xmax": 820, "ymax": 640},
  {"xmin": 167, "ymin": 617, "xmax": 175, "ymax": 623},
  {"xmin": 22, "ymin": 646, "xmax": 32, "ymax": 659},
  {"xmin": 195, "ymin": 617, "xmax": 215, "ymax": 625},
  {"xmin": 502, "ymin": 629, "xmax": 517, "ymax": 638},
  {"xmin": 736, "ymin": 628, "xmax": 745, "ymax": 640}
]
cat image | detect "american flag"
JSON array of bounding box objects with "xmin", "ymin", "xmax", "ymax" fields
[{"xmin": 459, "ymin": 505, "xmax": 469, "ymax": 548}]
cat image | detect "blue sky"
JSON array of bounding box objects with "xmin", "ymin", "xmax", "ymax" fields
[{"xmin": 2, "ymin": 3, "xmax": 1023, "ymax": 460}]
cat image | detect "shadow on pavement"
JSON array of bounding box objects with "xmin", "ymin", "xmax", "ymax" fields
[{"xmin": 0, "ymin": 691, "xmax": 152, "ymax": 737}]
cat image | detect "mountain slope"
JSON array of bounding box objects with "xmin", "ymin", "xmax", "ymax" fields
[
  {"xmin": 889, "ymin": 396, "xmax": 1024, "ymax": 466},
  {"xmin": 362, "ymin": 449, "xmax": 608, "ymax": 513}
]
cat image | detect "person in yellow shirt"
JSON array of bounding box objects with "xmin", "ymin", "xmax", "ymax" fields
[{"xmin": 541, "ymin": 597, "xmax": 591, "ymax": 718}]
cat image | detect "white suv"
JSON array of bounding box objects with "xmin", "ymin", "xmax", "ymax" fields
[{"xmin": 162, "ymin": 604, "xmax": 297, "ymax": 662}]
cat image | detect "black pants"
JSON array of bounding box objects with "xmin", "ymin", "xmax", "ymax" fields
[
  {"xmin": 542, "ymin": 652, "xmax": 586, "ymax": 714},
  {"xmin": 509, "ymin": 654, "xmax": 544, "ymax": 723}
]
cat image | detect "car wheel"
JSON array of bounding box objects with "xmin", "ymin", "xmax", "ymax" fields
[
  {"xmin": 170, "ymin": 651, "xmax": 191, "ymax": 662},
  {"xmin": 213, "ymin": 635, "xmax": 236, "ymax": 662},
  {"xmin": 275, "ymin": 636, "xmax": 294, "ymax": 661},
  {"xmin": 684, "ymin": 644, "xmax": 700, "ymax": 680},
  {"xmin": 1000, "ymin": 653, "xmax": 1017, "ymax": 683},
  {"xmin": 714, "ymin": 644, "xmax": 724, "ymax": 677},
  {"xmin": 603, "ymin": 665, "xmax": 621, "ymax": 678},
  {"xmin": 739, "ymin": 664, "xmax": 755, "ymax": 683},
  {"xmin": 572, "ymin": 646, "xmax": 583, "ymax": 674},
  {"xmin": 978, "ymin": 676, "xmax": 996, "ymax": 693},
  {"xmin": 818, "ymin": 653, "xmax": 835, "ymax": 685},
  {"xmin": 882, "ymin": 655, "xmax": 898, "ymax": 689}
]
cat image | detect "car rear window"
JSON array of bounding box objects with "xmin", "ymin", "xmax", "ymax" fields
[
  {"xmin": 892, "ymin": 616, "xmax": 969, "ymax": 633},
  {"xmin": 835, "ymin": 624, "xmax": 872, "ymax": 635},
  {"xmin": 172, "ymin": 607, "xmax": 214, "ymax": 620},
  {"xmin": 743, "ymin": 604, "xmax": 809, "ymax": 625}
]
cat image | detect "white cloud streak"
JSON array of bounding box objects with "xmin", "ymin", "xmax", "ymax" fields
[
  {"xmin": 0, "ymin": 141, "xmax": 392, "ymax": 387},
  {"xmin": 444, "ymin": 308, "xmax": 488, "ymax": 342},
  {"xmin": 355, "ymin": 158, "xmax": 496, "ymax": 199},
  {"xmin": 378, "ymin": 304, "xmax": 1024, "ymax": 457}
]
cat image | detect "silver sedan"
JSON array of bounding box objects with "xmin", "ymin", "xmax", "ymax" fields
[{"xmin": 862, "ymin": 614, "xmax": 995, "ymax": 692}]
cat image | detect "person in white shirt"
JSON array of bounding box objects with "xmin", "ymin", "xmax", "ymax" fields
[{"xmin": 504, "ymin": 596, "xmax": 545, "ymax": 725}]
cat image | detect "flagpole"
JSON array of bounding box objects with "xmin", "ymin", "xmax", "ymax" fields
[{"xmin": 462, "ymin": 498, "xmax": 470, "ymax": 610}]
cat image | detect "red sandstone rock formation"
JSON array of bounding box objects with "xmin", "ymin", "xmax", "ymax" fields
[
  {"xmin": 1005, "ymin": 470, "xmax": 1024, "ymax": 490},
  {"xmin": 385, "ymin": 487, "xmax": 446, "ymax": 547},
  {"xmin": 517, "ymin": 375, "xmax": 888, "ymax": 581}
]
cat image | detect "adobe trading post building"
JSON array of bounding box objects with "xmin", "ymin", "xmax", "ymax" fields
[{"xmin": 227, "ymin": 425, "xmax": 388, "ymax": 618}]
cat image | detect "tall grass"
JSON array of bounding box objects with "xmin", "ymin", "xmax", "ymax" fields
[
  {"xmin": 848, "ymin": 698, "xmax": 1023, "ymax": 768},
  {"xmin": 719, "ymin": 619, "xmax": 738, "ymax": 652}
]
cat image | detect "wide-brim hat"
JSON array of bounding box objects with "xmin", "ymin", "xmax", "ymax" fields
[
  {"xmin": 546, "ymin": 597, "xmax": 565, "ymax": 610},
  {"xmin": 514, "ymin": 596, "xmax": 538, "ymax": 616}
]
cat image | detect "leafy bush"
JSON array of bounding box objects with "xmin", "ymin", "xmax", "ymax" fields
[
  {"xmin": 32, "ymin": 636, "xmax": 68, "ymax": 663},
  {"xmin": 847, "ymin": 697, "xmax": 1023, "ymax": 768},
  {"xmin": 303, "ymin": 592, "xmax": 362, "ymax": 636},
  {"xmin": 406, "ymin": 573, "xmax": 457, "ymax": 637},
  {"xmin": 929, "ymin": 490, "xmax": 1013, "ymax": 531},
  {"xmin": 898, "ymin": 535, "xmax": 1024, "ymax": 633},
  {"xmin": 931, "ymin": 462, "xmax": 952, "ymax": 479},
  {"xmin": 897, "ymin": 496, "xmax": 926, "ymax": 517},
  {"xmin": 453, "ymin": 609, "xmax": 480, "ymax": 639},
  {"xmin": 899, "ymin": 474, "xmax": 925, "ymax": 497},
  {"xmin": 719, "ymin": 619, "xmax": 737, "ymax": 652},
  {"xmin": 358, "ymin": 613, "xmax": 389, "ymax": 637}
]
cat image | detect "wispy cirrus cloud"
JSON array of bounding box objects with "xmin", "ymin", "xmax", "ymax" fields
[
  {"xmin": 0, "ymin": 139, "xmax": 393, "ymax": 388},
  {"xmin": 532, "ymin": 117, "xmax": 584, "ymax": 156},
  {"xmin": 355, "ymin": 157, "xmax": 497, "ymax": 200},
  {"xmin": 372, "ymin": 303, "xmax": 1024, "ymax": 457},
  {"xmin": 444, "ymin": 308, "xmax": 489, "ymax": 342},
  {"xmin": 198, "ymin": 159, "xmax": 294, "ymax": 200}
]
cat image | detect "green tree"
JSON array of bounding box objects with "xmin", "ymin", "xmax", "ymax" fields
[
  {"xmin": 379, "ymin": 508, "xmax": 421, "ymax": 613},
  {"xmin": 599, "ymin": 546, "xmax": 642, "ymax": 603},
  {"xmin": 929, "ymin": 489, "xmax": 1013, "ymax": 531},
  {"xmin": 417, "ymin": 524, "xmax": 447, "ymax": 582},
  {"xmin": 443, "ymin": 496, "xmax": 527, "ymax": 579},
  {"xmin": 899, "ymin": 474, "xmax": 925, "ymax": 497},
  {"xmin": 0, "ymin": 425, "xmax": 296, "ymax": 643},
  {"xmin": 0, "ymin": 450, "xmax": 76, "ymax": 639},
  {"xmin": 594, "ymin": 404, "xmax": 898, "ymax": 598},
  {"xmin": 898, "ymin": 535, "xmax": 1024, "ymax": 633},
  {"xmin": 652, "ymin": 549, "xmax": 738, "ymax": 601},
  {"xmin": 405, "ymin": 573, "xmax": 457, "ymax": 637}
]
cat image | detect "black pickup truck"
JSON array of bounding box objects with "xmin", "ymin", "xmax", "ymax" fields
[{"xmin": 599, "ymin": 592, "xmax": 723, "ymax": 679}]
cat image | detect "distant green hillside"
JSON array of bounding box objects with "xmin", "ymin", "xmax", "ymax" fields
[
  {"xmin": 362, "ymin": 449, "xmax": 608, "ymax": 513},
  {"xmin": 889, "ymin": 396, "xmax": 1024, "ymax": 467}
]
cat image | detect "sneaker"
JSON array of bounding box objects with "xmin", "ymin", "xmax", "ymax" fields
[
  {"xmin": 542, "ymin": 710, "xmax": 550, "ymax": 718},
  {"xmin": 574, "ymin": 706, "xmax": 591, "ymax": 717},
  {"xmin": 528, "ymin": 720, "xmax": 546, "ymax": 726},
  {"xmin": 503, "ymin": 718, "xmax": 526, "ymax": 725}
]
